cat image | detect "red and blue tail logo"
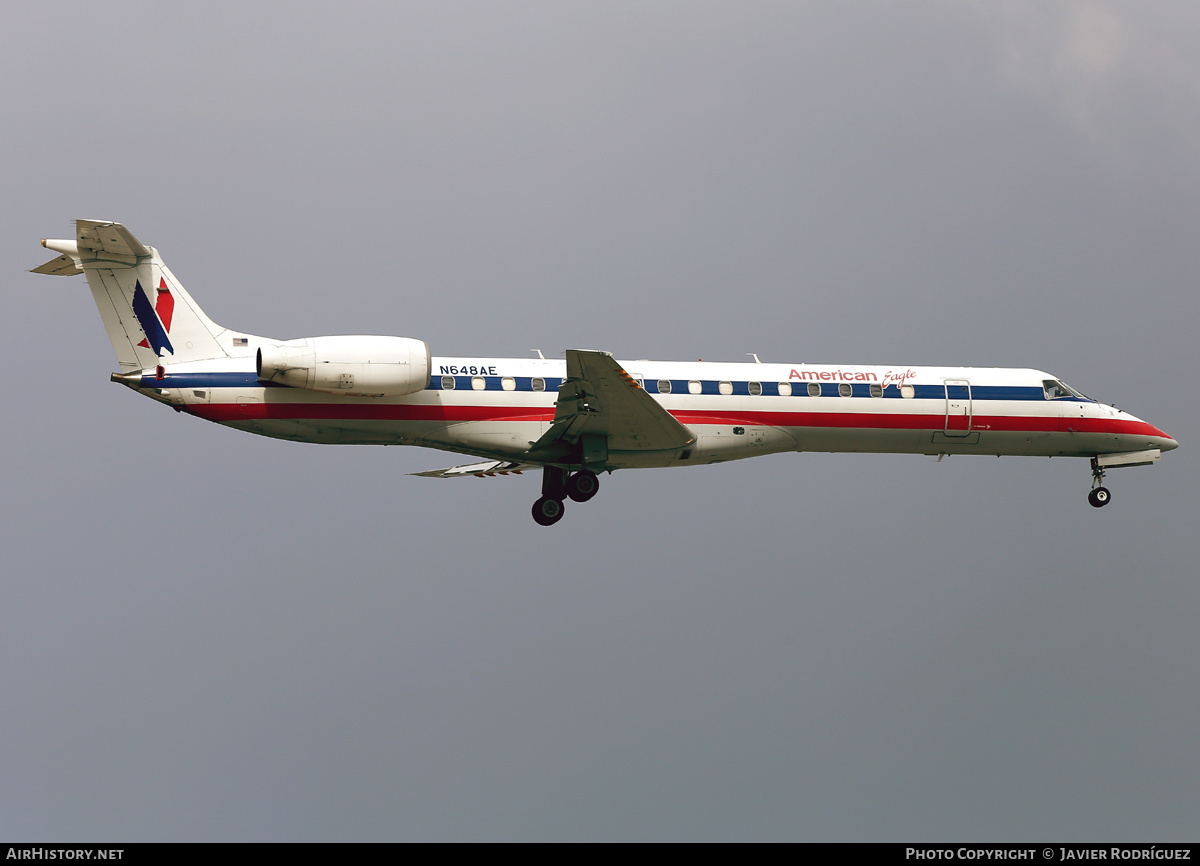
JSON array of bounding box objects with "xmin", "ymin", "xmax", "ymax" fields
[{"xmin": 132, "ymin": 278, "xmax": 174, "ymax": 357}]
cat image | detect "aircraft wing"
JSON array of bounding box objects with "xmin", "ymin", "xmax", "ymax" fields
[
  {"xmin": 410, "ymin": 459, "xmax": 537, "ymax": 478},
  {"xmin": 533, "ymin": 349, "xmax": 695, "ymax": 452}
]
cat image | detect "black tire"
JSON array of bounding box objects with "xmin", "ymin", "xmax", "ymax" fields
[
  {"xmin": 532, "ymin": 496, "xmax": 565, "ymax": 526},
  {"xmin": 566, "ymin": 470, "xmax": 600, "ymax": 503},
  {"xmin": 1088, "ymin": 487, "xmax": 1111, "ymax": 508}
]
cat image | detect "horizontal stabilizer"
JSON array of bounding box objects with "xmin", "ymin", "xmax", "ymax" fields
[
  {"xmin": 31, "ymin": 253, "xmax": 82, "ymax": 276},
  {"xmin": 76, "ymin": 220, "xmax": 150, "ymax": 257},
  {"xmin": 411, "ymin": 460, "xmax": 538, "ymax": 478}
]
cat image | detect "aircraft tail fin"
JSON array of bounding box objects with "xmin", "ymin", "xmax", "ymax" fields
[{"xmin": 35, "ymin": 220, "xmax": 231, "ymax": 370}]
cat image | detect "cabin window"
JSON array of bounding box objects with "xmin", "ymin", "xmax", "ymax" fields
[
  {"xmin": 719, "ymin": 381, "xmax": 733, "ymax": 396},
  {"xmin": 501, "ymin": 377, "xmax": 516, "ymax": 391},
  {"xmin": 658, "ymin": 379, "xmax": 672, "ymax": 394},
  {"xmin": 471, "ymin": 376, "xmax": 486, "ymax": 391},
  {"xmin": 839, "ymin": 383, "xmax": 852, "ymax": 397},
  {"xmin": 901, "ymin": 384, "xmax": 915, "ymax": 399},
  {"xmin": 807, "ymin": 382, "xmax": 820, "ymax": 397},
  {"xmin": 870, "ymin": 383, "xmax": 883, "ymax": 398},
  {"xmin": 531, "ymin": 377, "xmax": 546, "ymax": 392},
  {"xmin": 778, "ymin": 382, "xmax": 792, "ymax": 397},
  {"xmin": 688, "ymin": 380, "xmax": 702, "ymax": 395},
  {"xmin": 441, "ymin": 376, "xmax": 456, "ymax": 390},
  {"xmin": 748, "ymin": 381, "xmax": 762, "ymax": 396}
]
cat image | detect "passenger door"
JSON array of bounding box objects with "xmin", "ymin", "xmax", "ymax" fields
[{"xmin": 944, "ymin": 379, "xmax": 972, "ymax": 436}]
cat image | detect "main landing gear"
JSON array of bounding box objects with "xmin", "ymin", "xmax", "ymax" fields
[
  {"xmin": 532, "ymin": 495, "xmax": 565, "ymax": 526},
  {"xmin": 1088, "ymin": 457, "xmax": 1111, "ymax": 508},
  {"xmin": 531, "ymin": 467, "xmax": 601, "ymax": 526}
]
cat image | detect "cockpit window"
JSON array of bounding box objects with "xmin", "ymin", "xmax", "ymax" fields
[{"xmin": 1043, "ymin": 379, "xmax": 1087, "ymax": 400}]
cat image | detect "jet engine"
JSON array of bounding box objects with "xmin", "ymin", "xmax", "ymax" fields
[{"xmin": 257, "ymin": 335, "xmax": 432, "ymax": 397}]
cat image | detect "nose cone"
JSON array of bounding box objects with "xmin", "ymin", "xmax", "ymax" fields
[
  {"xmin": 1140, "ymin": 417, "xmax": 1177, "ymax": 452},
  {"xmin": 1142, "ymin": 415, "xmax": 1178, "ymax": 452},
  {"xmin": 1114, "ymin": 408, "xmax": 1177, "ymax": 453}
]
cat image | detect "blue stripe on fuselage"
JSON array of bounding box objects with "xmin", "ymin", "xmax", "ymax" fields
[
  {"xmin": 139, "ymin": 372, "xmax": 1092, "ymax": 403},
  {"xmin": 140, "ymin": 372, "xmax": 281, "ymax": 389},
  {"xmin": 426, "ymin": 376, "xmax": 565, "ymax": 392}
]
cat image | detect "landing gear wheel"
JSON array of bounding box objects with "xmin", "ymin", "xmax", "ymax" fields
[
  {"xmin": 566, "ymin": 470, "xmax": 600, "ymax": 503},
  {"xmin": 1088, "ymin": 487, "xmax": 1111, "ymax": 508},
  {"xmin": 532, "ymin": 496, "xmax": 566, "ymax": 526}
]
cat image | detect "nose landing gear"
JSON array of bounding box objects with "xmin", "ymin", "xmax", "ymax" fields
[
  {"xmin": 1088, "ymin": 457, "xmax": 1111, "ymax": 508},
  {"xmin": 531, "ymin": 467, "xmax": 603, "ymax": 525}
]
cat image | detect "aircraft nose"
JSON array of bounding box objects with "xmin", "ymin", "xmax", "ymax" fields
[{"xmin": 1121, "ymin": 410, "xmax": 1177, "ymax": 453}]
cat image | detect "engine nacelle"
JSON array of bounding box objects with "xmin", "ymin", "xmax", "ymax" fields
[{"xmin": 257, "ymin": 335, "xmax": 432, "ymax": 397}]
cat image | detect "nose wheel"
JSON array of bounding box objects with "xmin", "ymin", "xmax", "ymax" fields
[{"xmin": 1088, "ymin": 457, "xmax": 1111, "ymax": 508}]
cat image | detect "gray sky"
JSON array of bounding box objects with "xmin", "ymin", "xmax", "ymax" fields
[{"xmin": 2, "ymin": 0, "xmax": 1198, "ymax": 841}]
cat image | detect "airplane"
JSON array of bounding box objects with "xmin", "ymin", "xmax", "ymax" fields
[{"xmin": 33, "ymin": 219, "xmax": 1177, "ymax": 526}]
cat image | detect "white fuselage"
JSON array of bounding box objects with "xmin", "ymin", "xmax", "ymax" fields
[{"xmin": 132, "ymin": 354, "xmax": 1177, "ymax": 470}]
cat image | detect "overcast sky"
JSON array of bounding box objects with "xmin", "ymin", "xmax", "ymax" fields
[{"xmin": 2, "ymin": 1, "xmax": 1198, "ymax": 841}]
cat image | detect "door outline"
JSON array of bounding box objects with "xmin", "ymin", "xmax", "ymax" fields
[{"xmin": 944, "ymin": 378, "xmax": 972, "ymax": 436}]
